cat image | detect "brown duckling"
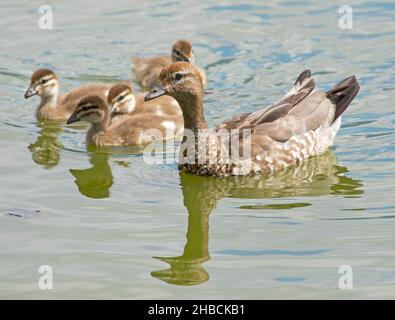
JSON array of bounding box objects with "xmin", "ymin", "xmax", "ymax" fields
[
  {"xmin": 24, "ymin": 68, "xmax": 111, "ymax": 121},
  {"xmin": 107, "ymin": 83, "xmax": 182, "ymax": 126},
  {"xmin": 67, "ymin": 95, "xmax": 183, "ymax": 147},
  {"xmin": 132, "ymin": 40, "xmax": 206, "ymax": 90}
]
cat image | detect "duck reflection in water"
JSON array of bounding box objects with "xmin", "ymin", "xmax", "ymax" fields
[
  {"xmin": 151, "ymin": 150, "xmax": 363, "ymax": 286},
  {"xmin": 28, "ymin": 122, "xmax": 63, "ymax": 168},
  {"xmin": 69, "ymin": 151, "xmax": 113, "ymax": 199}
]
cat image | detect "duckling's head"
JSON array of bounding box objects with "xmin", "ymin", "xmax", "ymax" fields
[
  {"xmin": 67, "ymin": 95, "xmax": 108, "ymax": 125},
  {"xmin": 171, "ymin": 40, "xmax": 194, "ymax": 63},
  {"xmin": 25, "ymin": 68, "xmax": 59, "ymax": 99},
  {"xmin": 107, "ymin": 83, "xmax": 136, "ymax": 115},
  {"xmin": 145, "ymin": 62, "xmax": 203, "ymax": 104}
]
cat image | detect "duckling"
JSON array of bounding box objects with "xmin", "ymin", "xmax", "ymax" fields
[
  {"xmin": 107, "ymin": 83, "xmax": 182, "ymax": 127},
  {"xmin": 132, "ymin": 40, "xmax": 206, "ymax": 90},
  {"xmin": 24, "ymin": 68, "xmax": 111, "ymax": 121},
  {"xmin": 67, "ymin": 95, "xmax": 183, "ymax": 147},
  {"xmin": 145, "ymin": 62, "xmax": 360, "ymax": 176}
]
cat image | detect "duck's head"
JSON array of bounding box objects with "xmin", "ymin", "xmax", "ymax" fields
[
  {"xmin": 107, "ymin": 83, "xmax": 136, "ymax": 115},
  {"xmin": 145, "ymin": 62, "xmax": 203, "ymax": 104},
  {"xmin": 25, "ymin": 68, "xmax": 59, "ymax": 99},
  {"xmin": 171, "ymin": 40, "xmax": 194, "ymax": 63},
  {"xmin": 67, "ymin": 95, "xmax": 108, "ymax": 125}
]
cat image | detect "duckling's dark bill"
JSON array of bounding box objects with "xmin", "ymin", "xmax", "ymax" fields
[
  {"xmin": 67, "ymin": 112, "xmax": 80, "ymax": 124},
  {"xmin": 24, "ymin": 87, "xmax": 37, "ymax": 99},
  {"xmin": 145, "ymin": 87, "xmax": 165, "ymax": 101}
]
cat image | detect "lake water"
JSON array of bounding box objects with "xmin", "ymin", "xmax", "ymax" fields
[{"xmin": 1, "ymin": 0, "xmax": 394, "ymax": 299}]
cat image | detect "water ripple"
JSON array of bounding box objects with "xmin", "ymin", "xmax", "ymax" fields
[{"xmin": 217, "ymin": 249, "xmax": 331, "ymax": 256}]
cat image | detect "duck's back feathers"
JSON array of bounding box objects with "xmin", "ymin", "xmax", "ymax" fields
[
  {"xmin": 60, "ymin": 84, "xmax": 111, "ymax": 113},
  {"xmin": 132, "ymin": 56, "xmax": 172, "ymax": 90},
  {"xmin": 219, "ymin": 71, "xmax": 359, "ymax": 146},
  {"xmin": 37, "ymin": 83, "xmax": 111, "ymax": 120},
  {"xmin": 100, "ymin": 112, "xmax": 183, "ymax": 146},
  {"xmin": 247, "ymin": 69, "xmax": 315, "ymax": 125},
  {"xmin": 218, "ymin": 69, "xmax": 315, "ymax": 132},
  {"xmin": 135, "ymin": 93, "xmax": 182, "ymax": 117},
  {"xmin": 216, "ymin": 71, "xmax": 360, "ymax": 175}
]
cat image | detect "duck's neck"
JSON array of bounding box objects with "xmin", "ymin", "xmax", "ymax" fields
[
  {"xmin": 39, "ymin": 86, "xmax": 59, "ymax": 109},
  {"xmin": 178, "ymin": 93, "xmax": 208, "ymax": 133},
  {"xmin": 177, "ymin": 93, "xmax": 210, "ymax": 166},
  {"xmin": 87, "ymin": 112, "xmax": 111, "ymax": 142},
  {"xmin": 126, "ymin": 95, "xmax": 136, "ymax": 114}
]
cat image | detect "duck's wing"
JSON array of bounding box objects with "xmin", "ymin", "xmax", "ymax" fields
[
  {"xmin": 61, "ymin": 84, "xmax": 111, "ymax": 112},
  {"xmin": 244, "ymin": 69, "xmax": 315, "ymax": 126},
  {"xmin": 250, "ymin": 75, "xmax": 360, "ymax": 144},
  {"xmin": 216, "ymin": 112, "xmax": 253, "ymax": 131},
  {"xmin": 217, "ymin": 69, "xmax": 314, "ymax": 132}
]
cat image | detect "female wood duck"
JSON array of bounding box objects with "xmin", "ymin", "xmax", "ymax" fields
[{"xmin": 145, "ymin": 62, "xmax": 360, "ymax": 176}]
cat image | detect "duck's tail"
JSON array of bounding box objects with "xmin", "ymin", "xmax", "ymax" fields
[
  {"xmin": 294, "ymin": 69, "xmax": 311, "ymax": 86},
  {"xmin": 326, "ymin": 75, "xmax": 360, "ymax": 123}
]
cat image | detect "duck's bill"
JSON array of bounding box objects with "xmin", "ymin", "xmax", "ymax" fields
[
  {"xmin": 180, "ymin": 56, "xmax": 194, "ymax": 63},
  {"xmin": 109, "ymin": 106, "xmax": 117, "ymax": 115},
  {"xmin": 144, "ymin": 86, "xmax": 166, "ymax": 101},
  {"xmin": 67, "ymin": 112, "xmax": 80, "ymax": 125},
  {"xmin": 24, "ymin": 86, "xmax": 38, "ymax": 99}
]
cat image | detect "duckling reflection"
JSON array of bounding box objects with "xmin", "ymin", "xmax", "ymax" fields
[
  {"xmin": 28, "ymin": 122, "xmax": 63, "ymax": 168},
  {"xmin": 151, "ymin": 150, "xmax": 363, "ymax": 286},
  {"xmin": 69, "ymin": 152, "xmax": 113, "ymax": 199}
]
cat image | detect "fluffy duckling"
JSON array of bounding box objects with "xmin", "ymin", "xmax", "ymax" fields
[
  {"xmin": 107, "ymin": 83, "xmax": 182, "ymax": 126},
  {"xmin": 25, "ymin": 68, "xmax": 111, "ymax": 121},
  {"xmin": 132, "ymin": 40, "xmax": 206, "ymax": 90},
  {"xmin": 67, "ymin": 95, "xmax": 183, "ymax": 147},
  {"xmin": 145, "ymin": 62, "xmax": 360, "ymax": 176}
]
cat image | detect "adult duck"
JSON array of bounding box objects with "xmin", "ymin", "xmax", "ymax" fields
[{"xmin": 145, "ymin": 62, "xmax": 360, "ymax": 176}]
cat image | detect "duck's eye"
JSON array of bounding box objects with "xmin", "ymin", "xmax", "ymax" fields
[
  {"xmin": 174, "ymin": 49, "xmax": 181, "ymax": 55},
  {"xmin": 40, "ymin": 78, "xmax": 48, "ymax": 84},
  {"xmin": 118, "ymin": 95, "xmax": 124, "ymax": 102},
  {"xmin": 174, "ymin": 73, "xmax": 183, "ymax": 81}
]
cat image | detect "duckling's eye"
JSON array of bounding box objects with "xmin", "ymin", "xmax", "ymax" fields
[
  {"xmin": 174, "ymin": 73, "xmax": 183, "ymax": 81},
  {"xmin": 118, "ymin": 95, "xmax": 124, "ymax": 102},
  {"xmin": 174, "ymin": 49, "xmax": 181, "ymax": 56},
  {"xmin": 40, "ymin": 78, "xmax": 48, "ymax": 84}
]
